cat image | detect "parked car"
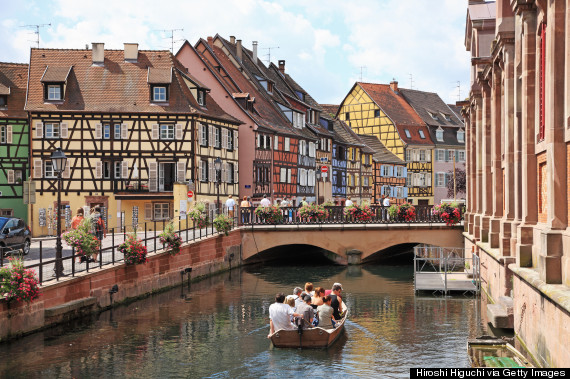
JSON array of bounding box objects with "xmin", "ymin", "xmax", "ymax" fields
[{"xmin": 0, "ymin": 217, "xmax": 31, "ymax": 256}]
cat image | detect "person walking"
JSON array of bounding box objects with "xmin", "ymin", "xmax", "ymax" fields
[
  {"xmin": 240, "ymin": 196, "xmax": 250, "ymax": 225},
  {"xmin": 225, "ymin": 195, "xmax": 236, "ymax": 222},
  {"xmin": 90, "ymin": 207, "xmax": 106, "ymax": 263},
  {"xmin": 71, "ymin": 208, "xmax": 84, "ymax": 230},
  {"xmin": 382, "ymin": 195, "xmax": 391, "ymax": 221}
]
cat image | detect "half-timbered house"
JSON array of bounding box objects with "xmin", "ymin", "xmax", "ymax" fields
[
  {"xmin": 338, "ymin": 81, "xmax": 434, "ymax": 205},
  {"xmin": 26, "ymin": 44, "xmax": 239, "ymax": 236},
  {"xmin": 357, "ymin": 134, "xmax": 407, "ymax": 205},
  {"xmin": 0, "ymin": 63, "xmax": 29, "ymax": 221},
  {"xmin": 320, "ymin": 105, "xmax": 349, "ymax": 203}
]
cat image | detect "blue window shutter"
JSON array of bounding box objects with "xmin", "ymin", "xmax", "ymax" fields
[
  {"xmin": 403, "ymin": 187, "xmax": 408, "ymax": 197},
  {"xmin": 390, "ymin": 186, "xmax": 396, "ymax": 197},
  {"xmin": 380, "ymin": 166, "xmax": 385, "ymax": 177},
  {"xmin": 402, "ymin": 167, "xmax": 407, "ymax": 177},
  {"xmin": 388, "ymin": 166, "xmax": 394, "ymax": 177}
]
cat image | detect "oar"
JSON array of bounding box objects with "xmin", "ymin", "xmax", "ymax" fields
[{"xmin": 297, "ymin": 319, "xmax": 303, "ymax": 350}]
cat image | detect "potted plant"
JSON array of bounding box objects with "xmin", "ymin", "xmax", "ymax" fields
[
  {"xmin": 62, "ymin": 218, "xmax": 99, "ymax": 261},
  {"xmin": 213, "ymin": 214, "xmax": 233, "ymax": 236},
  {"xmin": 0, "ymin": 257, "xmax": 40, "ymax": 304},
  {"xmin": 433, "ymin": 202, "xmax": 462, "ymax": 226},
  {"xmin": 254, "ymin": 205, "xmax": 284, "ymax": 224},
  {"xmin": 297, "ymin": 204, "xmax": 329, "ymax": 222},
  {"xmin": 343, "ymin": 204, "xmax": 374, "ymax": 222},
  {"xmin": 388, "ymin": 203, "xmax": 416, "ymax": 222},
  {"xmin": 188, "ymin": 201, "xmax": 209, "ymax": 229},
  {"xmin": 159, "ymin": 221, "xmax": 183, "ymax": 256},
  {"xmin": 118, "ymin": 232, "xmax": 149, "ymax": 265}
]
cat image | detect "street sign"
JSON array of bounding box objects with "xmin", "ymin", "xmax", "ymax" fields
[
  {"xmin": 321, "ymin": 166, "xmax": 328, "ymax": 173},
  {"xmin": 322, "ymin": 173, "xmax": 327, "ymax": 178},
  {"xmin": 320, "ymin": 157, "xmax": 328, "ymax": 163},
  {"xmin": 187, "ymin": 190, "xmax": 194, "ymax": 198}
]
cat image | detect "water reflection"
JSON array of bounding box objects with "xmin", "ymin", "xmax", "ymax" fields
[{"xmin": 0, "ymin": 263, "xmax": 484, "ymax": 378}]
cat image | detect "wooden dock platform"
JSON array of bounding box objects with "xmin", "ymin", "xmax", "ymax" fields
[{"xmin": 415, "ymin": 272, "xmax": 478, "ymax": 293}]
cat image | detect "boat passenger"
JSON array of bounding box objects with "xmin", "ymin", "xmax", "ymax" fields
[
  {"xmin": 268, "ymin": 293, "xmax": 301, "ymax": 338},
  {"xmin": 296, "ymin": 295, "xmax": 315, "ymax": 329},
  {"xmin": 305, "ymin": 282, "xmax": 314, "ymax": 297},
  {"xmin": 329, "ymin": 284, "xmax": 343, "ymax": 320},
  {"xmin": 311, "ymin": 287, "xmax": 325, "ymax": 308},
  {"xmin": 325, "ymin": 282, "xmax": 343, "ymax": 296},
  {"xmin": 317, "ymin": 295, "xmax": 336, "ymax": 329},
  {"xmin": 292, "ymin": 287, "xmax": 304, "ymax": 308},
  {"xmin": 286, "ymin": 296, "xmax": 296, "ymax": 320}
]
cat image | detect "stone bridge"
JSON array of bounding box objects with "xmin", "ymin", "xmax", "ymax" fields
[{"xmin": 240, "ymin": 223, "xmax": 465, "ymax": 265}]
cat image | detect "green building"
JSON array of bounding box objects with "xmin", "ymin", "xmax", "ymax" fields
[{"xmin": 0, "ymin": 62, "xmax": 29, "ymax": 221}]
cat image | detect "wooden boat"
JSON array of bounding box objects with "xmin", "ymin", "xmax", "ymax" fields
[
  {"xmin": 269, "ymin": 311, "xmax": 347, "ymax": 349},
  {"xmin": 467, "ymin": 336, "xmax": 534, "ymax": 368}
]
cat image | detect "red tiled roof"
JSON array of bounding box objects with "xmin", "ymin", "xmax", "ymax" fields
[
  {"xmin": 25, "ymin": 48, "xmax": 238, "ymax": 123},
  {"xmin": 357, "ymin": 82, "xmax": 433, "ymax": 146},
  {"xmin": 0, "ymin": 62, "xmax": 28, "ymax": 119},
  {"xmin": 147, "ymin": 67, "xmax": 172, "ymax": 84},
  {"xmin": 320, "ymin": 104, "xmax": 339, "ymax": 118},
  {"xmin": 41, "ymin": 66, "xmax": 72, "ymax": 82}
]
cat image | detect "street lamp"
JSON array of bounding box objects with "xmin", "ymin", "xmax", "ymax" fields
[
  {"xmin": 214, "ymin": 157, "xmax": 221, "ymax": 216},
  {"xmin": 51, "ymin": 147, "xmax": 67, "ymax": 278}
]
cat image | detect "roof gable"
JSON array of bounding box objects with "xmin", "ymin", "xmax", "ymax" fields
[{"xmin": 0, "ymin": 62, "xmax": 28, "ymax": 119}]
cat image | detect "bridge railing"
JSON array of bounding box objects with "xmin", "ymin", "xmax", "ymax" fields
[{"xmin": 238, "ymin": 205, "xmax": 464, "ymax": 225}]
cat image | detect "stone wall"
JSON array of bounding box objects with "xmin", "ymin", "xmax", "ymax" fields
[{"xmin": 0, "ymin": 230, "xmax": 242, "ymax": 342}]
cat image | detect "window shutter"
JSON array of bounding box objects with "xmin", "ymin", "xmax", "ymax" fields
[
  {"xmin": 60, "ymin": 122, "xmax": 69, "ymax": 138},
  {"xmin": 426, "ymin": 173, "xmax": 432, "ymax": 187},
  {"xmin": 390, "ymin": 186, "xmax": 396, "ymax": 197},
  {"xmin": 145, "ymin": 203, "xmax": 152, "ymax": 220},
  {"xmin": 148, "ymin": 161, "xmax": 158, "ymax": 192},
  {"xmin": 121, "ymin": 124, "xmax": 128, "ymax": 139},
  {"xmin": 63, "ymin": 160, "xmax": 71, "ymax": 179},
  {"xmin": 177, "ymin": 161, "xmax": 186, "ymax": 182},
  {"xmin": 122, "ymin": 161, "xmax": 129, "ymax": 179},
  {"xmin": 6, "ymin": 125, "xmax": 12, "ymax": 144},
  {"xmin": 234, "ymin": 163, "xmax": 238, "ymax": 184},
  {"xmin": 234, "ymin": 130, "xmax": 238, "ymax": 149},
  {"xmin": 199, "ymin": 160, "xmax": 204, "ymax": 181},
  {"xmin": 95, "ymin": 123, "xmax": 102, "ymax": 139},
  {"xmin": 389, "ymin": 166, "xmax": 394, "ymax": 177},
  {"xmin": 7, "ymin": 170, "xmax": 14, "ymax": 184},
  {"xmin": 426, "ymin": 150, "xmax": 431, "ymax": 162},
  {"xmin": 285, "ymin": 137, "xmax": 290, "ymax": 151},
  {"xmin": 175, "ymin": 123, "xmax": 183, "ymax": 140},
  {"xmin": 95, "ymin": 161, "xmax": 103, "ymax": 179},
  {"xmin": 36, "ymin": 122, "xmax": 44, "ymax": 138},
  {"xmin": 151, "ymin": 124, "xmax": 159, "ymax": 140},
  {"xmin": 209, "ymin": 125, "xmax": 214, "ymax": 147},
  {"xmin": 402, "ymin": 167, "xmax": 407, "ymax": 177},
  {"xmin": 34, "ymin": 159, "xmax": 42, "ymax": 178},
  {"xmin": 209, "ymin": 159, "xmax": 215, "ymax": 182}
]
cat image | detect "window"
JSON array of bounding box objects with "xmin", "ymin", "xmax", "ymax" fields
[
  {"xmin": 265, "ymin": 135, "xmax": 271, "ymax": 150},
  {"xmin": 153, "ymin": 203, "xmax": 170, "ymax": 220},
  {"xmin": 406, "ymin": 149, "xmax": 411, "ymax": 162},
  {"xmin": 280, "ymin": 167, "xmax": 287, "ymax": 183},
  {"xmin": 374, "ymin": 109, "xmax": 380, "ymax": 117},
  {"xmin": 199, "ymin": 160, "xmax": 208, "ymax": 182},
  {"xmin": 435, "ymin": 149, "xmax": 445, "ymax": 161},
  {"xmin": 45, "ymin": 161, "xmax": 56, "ymax": 178},
  {"xmin": 14, "ymin": 170, "xmax": 22, "ymax": 183},
  {"xmin": 382, "ymin": 185, "xmax": 391, "ymax": 197},
  {"xmin": 436, "ymin": 129, "xmax": 444, "ymax": 142},
  {"xmin": 160, "ymin": 124, "xmax": 175, "ymax": 140},
  {"xmin": 381, "ymin": 165, "xmax": 391, "ymax": 177},
  {"xmin": 197, "ymin": 90, "xmax": 205, "ymax": 106},
  {"xmin": 200, "ymin": 124, "xmax": 208, "ymax": 146},
  {"xmin": 446, "ymin": 150, "xmax": 455, "ymax": 162},
  {"xmin": 458, "ymin": 150, "xmax": 465, "ymax": 162},
  {"xmin": 47, "ymin": 85, "xmax": 62, "ymax": 100},
  {"xmin": 227, "ymin": 163, "xmax": 234, "ymax": 183},
  {"xmin": 419, "ymin": 150, "xmax": 426, "ymax": 162},
  {"xmin": 345, "ymin": 112, "xmax": 350, "ymax": 120},
  {"xmin": 0, "ymin": 95, "xmax": 7, "ymax": 107},
  {"xmin": 396, "ymin": 186, "xmax": 405, "ymax": 198},
  {"xmin": 103, "ymin": 161, "xmax": 111, "ymax": 179},
  {"xmin": 103, "ymin": 124, "xmax": 111, "ymax": 139},
  {"xmin": 45, "ymin": 123, "xmax": 60, "ymax": 139},
  {"xmin": 214, "ymin": 127, "xmax": 221, "ymax": 148},
  {"xmin": 436, "ymin": 172, "xmax": 445, "ymax": 187},
  {"xmin": 0, "ymin": 209, "xmax": 13, "ymax": 217},
  {"xmin": 404, "ymin": 129, "xmax": 411, "ymax": 138},
  {"xmin": 457, "ymin": 129, "xmax": 465, "ymax": 143},
  {"xmin": 395, "ymin": 166, "xmax": 405, "ymax": 178},
  {"xmin": 363, "ymin": 176, "xmax": 369, "ymax": 187},
  {"xmin": 114, "ymin": 124, "xmax": 122, "ymax": 139},
  {"xmin": 284, "ymin": 137, "xmax": 290, "ymax": 151},
  {"xmin": 227, "ymin": 130, "xmax": 234, "ymax": 150},
  {"xmin": 153, "ymin": 86, "xmax": 167, "ymax": 102},
  {"xmin": 419, "ymin": 130, "xmax": 426, "ymax": 139},
  {"xmin": 442, "ymin": 113, "xmax": 451, "ymax": 122},
  {"xmin": 114, "ymin": 161, "xmax": 122, "ymax": 179},
  {"xmin": 0, "ymin": 126, "xmax": 5, "ymax": 144},
  {"xmin": 407, "ymin": 172, "xmax": 412, "ymax": 186},
  {"xmin": 428, "ymin": 111, "xmax": 439, "ymax": 121}
]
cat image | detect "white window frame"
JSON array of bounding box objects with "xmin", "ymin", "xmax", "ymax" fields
[
  {"xmin": 47, "ymin": 85, "xmax": 61, "ymax": 100},
  {"xmin": 45, "ymin": 161, "xmax": 56, "ymax": 178},
  {"xmin": 103, "ymin": 123, "xmax": 111, "ymax": 139},
  {"xmin": 280, "ymin": 167, "xmax": 287, "ymax": 183},
  {"xmin": 404, "ymin": 129, "xmax": 411, "ymax": 138},
  {"xmin": 395, "ymin": 166, "xmax": 404, "ymax": 178},
  {"xmin": 215, "ymin": 127, "xmax": 221, "ymax": 148},
  {"xmin": 197, "ymin": 90, "xmax": 205, "ymax": 106},
  {"xmin": 200, "ymin": 124, "xmax": 208, "ymax": 146},
  {"xmin": 436, "ymin": 172, "xmax": 445, "ymax": 187},
  {"xmin": 0, "ymin": 126, "xmax": 5, "ymax": 144},
  {"xmin": 160, "ymin": 124, "xmax": 175, "ymax": 140},
  {"xmin": 103, "ymin": 161, "xmax": 111, "ymax": 179},
  {"xmin": 114, "ymin": 161, "xmax": 122, "ymax": 179},
  {"xmin": 114, "ymin": 124, "xmax": 122, "ymax": 139},
  {"xmin": 153, "ymin": 86, "xmax": 167, "ymax": 102},
  {"xmin": 45, "ymin": 123, "xmax": 60, "ymax": 139},
  {"xmin": 419, "ymin": 130, "xmax": 426, "ymax": 139},
  {"xmin": 419, "ymin": 150, "xmax": 426, "ymax": 162},
  {"xmin": 457, "ymin": 129, "xmax": 465, "ymax": 143},
  {"xmin": 153, "ymin": 203, "xmax": 170, "ymax": 220},
  {"xmin": 458, "ymin": 150, "xmax": 466, "ymax": 162},
  {"xmin": 436, "ymin": 129, "xmax": 444, "ymax": 142},
  {"xmin": 284, "ymin": 137, "xmax": 290, "ymax": 152}
]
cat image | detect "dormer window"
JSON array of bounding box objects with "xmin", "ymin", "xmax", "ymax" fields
[
  {"xmin": 419, "ymin": 130, "xmax": 426, "ymax": 139},
  {"xmin": 428, "ymin": 111, "xmax": 439, "ymax": 121},
  {"xmin": 41, "ymin": 66, "xmax": 72, "ymax": 102},
  {"xmin": 457, "ymin": 129, "xmax": 465, "ymax": 143},
  {"xmin": 152, "ymin": 86, "xmax": 168, "ymax": 102},
  {"xmin": 267, "ymin": 82, "xmax": 274, "ymax": 93},
  {"xmin": 0, "ymin": 95, "xmax": 7, "ymax": 108},
  {"xmin": 295, "ymin": 90, "xmax": 305, "ymax": 101},
  {"xmin": 197, "ymin": 90, "xmax": 205, "ymax": 106},
  {"xmin": 436, "ymin": 128, "xmax": 444, "ymax": 142},
  {"xmin": 48, "ymin": 85, "xmax": 62, "ymax": 100},
  {"xmin": 442, "ymin": 113, "xmax": 452, "ymax": 122},
  {"xmin": 404, "ymin": 129, "xmax": 411, "ymax": 138}
]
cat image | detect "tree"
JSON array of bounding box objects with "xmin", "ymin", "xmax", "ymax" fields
[{"xmin": 446, "ymin": 168, "xmax": 466, "ymax": 198}]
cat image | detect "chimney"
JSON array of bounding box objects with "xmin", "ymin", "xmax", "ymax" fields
[
  {"xmin": 230, "ymin": 36, "xmax": 236, "ymax": 44},
  {"xmin": 390, "ymin": 79, "xmax": 398, "ymax": 92},
  {"xmin": 252, "ymin": 41, "xmax": 258, "ymax": 64},
  {"xmin": 236, "ymin": 39, "xmax": 242, "ymax": 61},
  {"xmin": 92, "ymin": 42, "xmax": 104, "ymax": 65},
  {"xmin": 207, "ymin": 36, "xmax": 214, "ymax": 47},
  {"xmin": 278, "ymin": 60, "xmax": 285, "ymax": 74},
  {"xmin": 124, "ymin": 43, "xmax": 138, "ymax": 62}
]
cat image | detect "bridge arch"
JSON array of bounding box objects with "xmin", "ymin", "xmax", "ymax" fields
[{"xmin": 241, "ymin": 224, "xmax": 464, "ymax": 265}]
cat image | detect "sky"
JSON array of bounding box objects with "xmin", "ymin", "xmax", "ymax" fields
[{"xmin": 0, "ymin": 0, "xmax": 471, "ymax": 105}]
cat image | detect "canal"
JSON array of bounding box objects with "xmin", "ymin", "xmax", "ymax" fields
[{"xmin": 0, "ymin": 263, "xmax": 485, "ymax": 378}]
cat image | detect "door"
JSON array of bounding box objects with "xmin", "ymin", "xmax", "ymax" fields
[
  {"xmin": 159, "ymin": 163, "xmax": 175, "ymax": 191},
  {"xmin": 418, "ymin": 200, "xmax": 429, "ymax": 206}
]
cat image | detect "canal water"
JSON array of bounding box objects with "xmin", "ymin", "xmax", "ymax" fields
[{"xmin": 0, "ymin": 264, "xmax": 485, "ymax": 378}]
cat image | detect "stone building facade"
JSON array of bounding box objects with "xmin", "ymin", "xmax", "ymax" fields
[{"xmin": 463, "ymin": 0, "xmax": 570, "ymax": 367}]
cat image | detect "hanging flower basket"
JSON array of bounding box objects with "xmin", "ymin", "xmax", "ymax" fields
[
  {"xmin": 159, "ymin": 221, "xmax": 183, "ymax": 256},
  {"xmin": 213, "ymin": 214, "xmax": 233, "ymax": 236},
  {"xmin": 433, "ymin": 202, "xmax": 463, "ymax": 226},
  {"xmin": 188, "ymin": 202, "xmax": 210, "ymax": 229},
  {"xmin": 119, "ymin": 232, "xmax": 149, "ymax": 265},
  {"xmin": 388, "ymin": 203, "xmax": 416, "ymax": 222},
  {"xmin": 297, "ymin": 204, "xmax": 329, "ymax": 222},
  {"xmin": 62, "ymin": 217, "xmax": 99, "ymax": 259},
  {"xmin": 0, "ymin": 257, "xmax": 40, "ymax": 303},
  {"xmin": 255, "ymin": 205, "xmax": 284, "ymax": 224},
  {"xmin": 343, "ymin": 204, "xmax": 374, "ymax": 222}
]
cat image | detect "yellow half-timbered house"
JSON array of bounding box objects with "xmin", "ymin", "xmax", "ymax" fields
[
  {"xmin": 26, "ymin": 44, "xmax": 240, "ymax": 236},
  {"xmin": 338, "ymin": 81, "xmax": 435, "ymax": 205}
]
